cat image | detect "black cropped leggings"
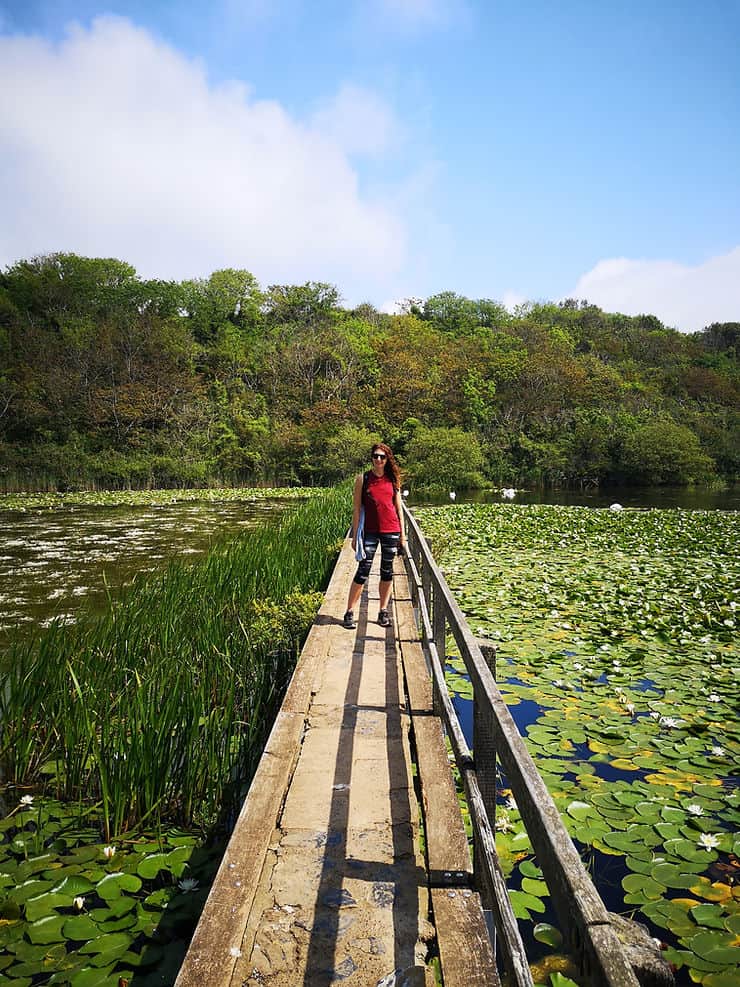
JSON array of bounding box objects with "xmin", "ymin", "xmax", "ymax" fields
[{"xmin": 353, "ymin": 532, "xmax": 400, "ymax": 585}]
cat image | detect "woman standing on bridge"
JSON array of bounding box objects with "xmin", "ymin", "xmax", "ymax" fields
[{"xmin": 343, "ymin": 443, "xmax": 406, "ymax": 630}]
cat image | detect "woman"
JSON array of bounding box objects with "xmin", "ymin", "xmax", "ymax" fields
[{"xmin": 343, "ymin": 442, "xmax": 406, "ymax": 629}]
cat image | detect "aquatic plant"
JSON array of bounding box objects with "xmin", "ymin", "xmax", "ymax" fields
[
  {"xmin": 419, "ymin": 503, "xmax": 739, "ymax": 987},
  {"xmin": 0, "ymin": 485, "xmax": 348, "ymax": 837}
]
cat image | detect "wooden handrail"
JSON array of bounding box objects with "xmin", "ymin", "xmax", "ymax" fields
[{"xmin": 403, "ymin": 505, "xmax": 640, "ymax": 987}]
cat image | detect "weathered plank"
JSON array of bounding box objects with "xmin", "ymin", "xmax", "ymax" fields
[
  {"xmin": 431, "ymin": 887, "xmax": 500, "ymax": 987},
  {"xmin": 394, "ymin": 577, "xmax": 472, "ymax": 882},
  {"xmin": 175, "ymin": 543, "xmax": 354, "ymax": 987}
]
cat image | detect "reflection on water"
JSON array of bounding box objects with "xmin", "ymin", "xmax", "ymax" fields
[
  {"xmin": 416, "ymin": 485, "xmax": 740, "ymax": 510},
  {"xmin": 0, "ymin": 499, "xmax": 293, "ymax": 642}
]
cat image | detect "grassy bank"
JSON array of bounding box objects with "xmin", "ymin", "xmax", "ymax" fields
[
  {"xmin": 0, "ymin": 485, "xmax": 322, "ymax": 513},
  {"xmin": 1, "ymin": 484, "xmax": 348, "ymax": 838}
]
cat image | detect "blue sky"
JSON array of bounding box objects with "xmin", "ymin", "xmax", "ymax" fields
[{"xmin": 1, "ymin": 0, "xmax": 738, "ymax": 329}]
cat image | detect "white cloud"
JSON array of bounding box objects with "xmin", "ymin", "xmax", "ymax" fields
[
  {"xmin": 502, "ymin": 291, "xmax": 526, "ymax": 313},
  {"xmin": 0, "ymin": 16, "xmax": 406, "ymax": 294},
  {"xmin": 310, "ymin": 83, "xmax": 401, "ymax": 157},
  {"xmin": 570, "ymin": 248, "xmax": 740, "ymax": 332}
]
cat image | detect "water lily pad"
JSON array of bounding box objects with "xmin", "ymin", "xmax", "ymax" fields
[
  {"xmin": 51, "ymin": 875, "xmax": 95, "ymax": 896},
  {"xmin": 508, "ymin": 889, "xmax": 546, "ymax": 919},
  {"xmin": 10, "ymin": 879, "xmax": 54, "ymax": 904},
  {"xmin": 622, "ymin": 874, "xmax": 665, "ymax": 900},
  {"xmin": 533, "ymin": 922, "xmax": 563, "ymax": 949},
  {"xmin": 79, "ymin": 931, "xmax": 135, "ymax": 955},
  {"xmin": 89, "ymin": 897, "xmax": 137, "ymax": 920},
  {"xmin": 690, "ymin": 904, "xmax": 728, "ymax": 930},
  {"xmin": 24, "ymin": 892, "xmax": 74, "ymax": 922},
  {"xmin": 63, "ymin": 914, "xmax": 102, "ymax": 940},
  {"xmin": 689, "ymin": 930, "xmax": 739, "ymax": 965},
  {"xmin": 67, "ymin": 964, "xmax": 118, "ymax": 986},
  {"xmin": 651, "ymin": 862, "xmax": 704, "ymax": 889},
  {"xmin": 26, "ymin": 914, "xmax": 66, "ymax": 944},
  {"xmin": 96, "ymin": 871, "xmax": 142, "ymax": 900}
]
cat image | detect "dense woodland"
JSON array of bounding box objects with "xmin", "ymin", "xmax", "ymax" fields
[{"xmin": 0, "ymin": 253, "xmax": 737, "ymax": 491}]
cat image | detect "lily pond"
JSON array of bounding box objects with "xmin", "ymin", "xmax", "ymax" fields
[
  {"xmin": 0, "ymin": 487, "xmax": 309, "ymax": 644},
  {"xmin": 415, "ymin": 503, "xmax": 739, "ymax": 987},
  {"xmin": 0, "ymin": 487, "xmax": 348, "ymax": 987}
]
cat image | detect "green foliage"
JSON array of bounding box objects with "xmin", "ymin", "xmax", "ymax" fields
[
  {"xmin": 405, "ymin": 425, "xmax": 485, "ymax": 490},
  {"xmin": 0, "ymin": 253, "xmax": 736, "ymax": 490},
  {"xmin": 0, "ymin": 486, "xmax": 348, "ymax": 836},
  {"xmin": 621, "ymin": 419, "xmax": 717, "ymax": 485},
  {"xmin": 420, "ymin": 503, "xmax": 739, "ymax": 985}
]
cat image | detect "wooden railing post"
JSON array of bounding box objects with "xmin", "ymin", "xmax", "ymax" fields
[
  {"xmin": 474, "ymin": 641, "xmax": 497, "ymax": 911},
  {"xmin": 432, "ymin": 582, "xmax": 446, "ymax": 719}
]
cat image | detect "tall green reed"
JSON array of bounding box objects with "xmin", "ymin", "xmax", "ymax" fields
[{"xmin": 0, "ymin": 485, "xmax": 349, "ymax": 839}]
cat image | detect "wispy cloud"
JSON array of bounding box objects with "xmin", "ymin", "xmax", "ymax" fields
[
  {"xmin": 0, "ymin": 16, "xmax": 406, "ymax": 295},
  {"xmin": 368, "ymin": 0, "xmax": 469, "ymax": 29},
  {"xmin": 570, "ymin": 248, "xmax": 740, "ymax": 332},
  {"xmin": 310, "ymin": 83, "xmax": 402, "ymax": 157}
]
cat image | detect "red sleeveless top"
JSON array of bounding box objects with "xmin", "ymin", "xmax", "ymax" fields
[{"xmin": 362, "ymin": 472, "xmax": 401, "ymax": 534}]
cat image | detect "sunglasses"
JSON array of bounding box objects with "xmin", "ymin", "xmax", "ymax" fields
[{"xmin": 372, "ymin": 452, "xmax": 387, "ymax": 460}]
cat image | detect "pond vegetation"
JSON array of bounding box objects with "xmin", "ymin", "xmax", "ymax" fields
[
  {"xmin": 0, "ymin": 488, "xmax": 321, "ymax": 642},
  {"xmin": 417, "ymin": 503, "xmax": 739, "ymax": 987},
  {"xmin": 0, "ymin": 485, "xmax": 347, "ymax": 985}
]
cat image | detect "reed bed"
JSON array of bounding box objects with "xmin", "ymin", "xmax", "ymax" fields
[{"xmin": 0, "ymin": 485, "xmax": 348, "ymax": 839}]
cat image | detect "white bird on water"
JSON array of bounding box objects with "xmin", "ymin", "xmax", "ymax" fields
[
  {"xmin": 449, "ymin": 491, "xmax": 456, "ymax": 501},
  {"xmin": 609, "ymin": 503, "xmax": 623, "ymax": 512},
  {"xmin": 502, "ymin": 488, "xmax": 516, "ymax": 500}
]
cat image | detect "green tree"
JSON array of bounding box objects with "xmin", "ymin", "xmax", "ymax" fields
[
  {"xmin": 620, "ymin": 419, "xmax": 716, "ymax": 485},
  {"xmin": 405, "ymin": 426, "xmax": 485, "ymax": 490}
]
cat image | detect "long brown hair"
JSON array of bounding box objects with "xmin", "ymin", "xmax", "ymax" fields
[{"xmin": 371, "ymin": 442, "xmax": 401, "ymax": 491}]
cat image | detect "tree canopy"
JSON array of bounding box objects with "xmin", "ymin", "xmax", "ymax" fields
[{"xmin": 1, "ymin": 253, "xmax": 737, "ymax": 490}]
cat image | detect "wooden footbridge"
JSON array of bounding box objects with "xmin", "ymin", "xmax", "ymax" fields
[{"xmin": 176, "ymin": 512, "xmax": 644, "ymax": 987}]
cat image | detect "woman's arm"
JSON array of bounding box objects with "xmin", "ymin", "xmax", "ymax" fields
[
  {"xmin": 351, "ymin": 474, "xmax": 363, "ymax": 550},
  {"xmin": 394, "ymin": 488, "xmax": 406, "ymax": 549}
]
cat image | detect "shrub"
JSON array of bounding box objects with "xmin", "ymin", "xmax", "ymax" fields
[
  {"xmin": 620, "ymin": 419, "xmax": 716, "ymax": 485},
  {"xmin": 405, "ymin": 426, "xmax": 485, "ymax": 490}
]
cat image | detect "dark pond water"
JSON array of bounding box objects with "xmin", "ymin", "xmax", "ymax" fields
[
  {"xmin": 0, "ymin": 498, "xmax": 293, "ymax": 644},
  {"xmin": 415, "ymin": 484, "xmax": 740, "ymax": 510}
]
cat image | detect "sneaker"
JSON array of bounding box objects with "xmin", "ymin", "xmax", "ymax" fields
[
  {"xmin": 343, "ymin": 610, "xmax": 356, "ymax": 629},
  {"xmin": 378, "ymin": 609, "xmax": 391, "ymax": 628}
]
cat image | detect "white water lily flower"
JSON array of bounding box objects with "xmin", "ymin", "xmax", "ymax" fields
[
  {"xmin": 553, "ymin": 679, "xmax": 565, "ymax": 688},
  {"xmin": 505, "ymin": 796, "xmax": 517, "ymax": 811},
  {"xmin": 19, "ymin": 795, "xmax": 34, "ymax": 806},
  {"xmin": 711, "ymin": 746, "xmax": 725, "ymax": 756},
  {"xmin": 707, "ymin": 693, "xmax": 721, "ymax": 703},
  {"xmin": 573, "ymin": 662, "xmax": 583, "ymax": 671},
  {"xmin": 659, "ymin": 716, "xmax": 680, "ymax": 728},
  {"xmin": 686, "ymin": 804, "xmax": 704, "ymax": 816},
  {"xmin": 73, "ymin": 896, "xmax": 85, "ymax": 911},
  {"xmin": 103, "ymin": 845, "xmax": 116, "ymax": 859},
  {"xmin": 649, "ymin": 711, "xmax": 661, "ymax": 720},
  {"xmin": 697, "ymin": 833, "xmax": 721, "ymax": 849},
  {"xmin": 495, "ymin": 813, "xmax": 515, "ymax": 833},
  {"xmin": 625, "ymin": 703, "xmax": 636, "ymax": 715},
  {"xmin": 178, "ymin": 878, "xmax": 199, "ymax": 892},
  {"xmin": 609, "ymin": 503, "xmax": 623, "ymax": 511}
]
